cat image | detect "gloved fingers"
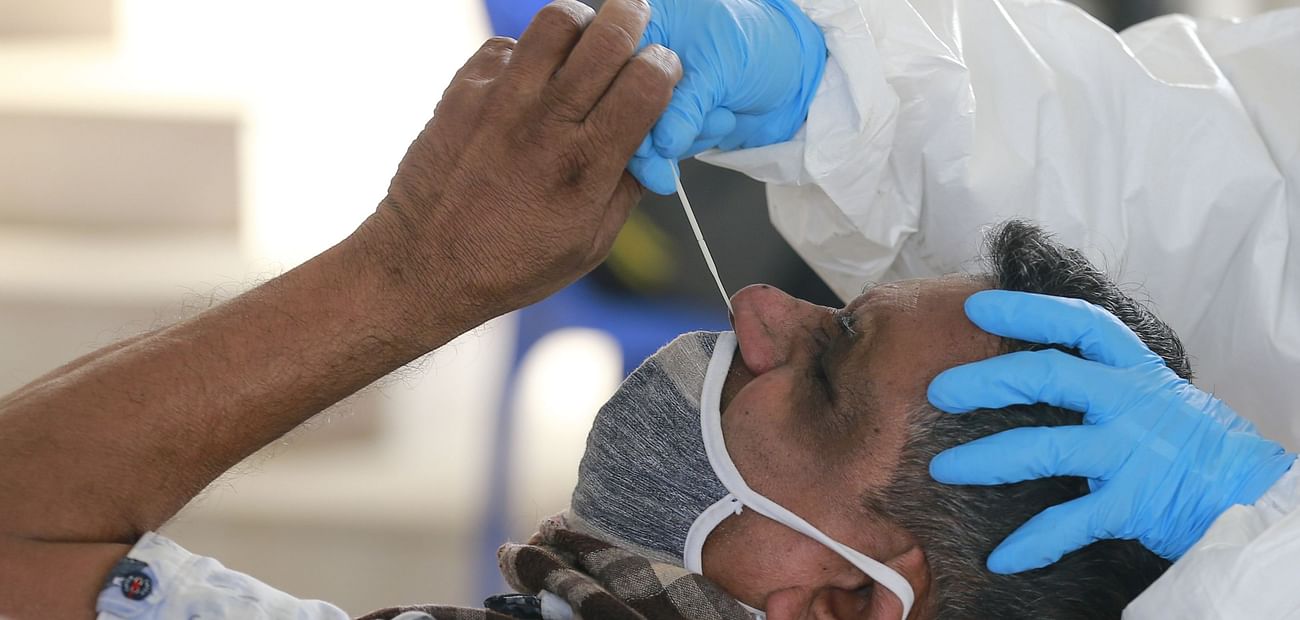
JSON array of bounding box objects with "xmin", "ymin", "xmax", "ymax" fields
[
  {"xmin": 699, "ymin": 107, "xmax": 737, "ymax": 142},
  {"xmin": 737, "ymin": 109, "xmax": 801, "ymax": 149},
  {"xmin": 716, "ymin": 112, "xmax": 768, "ymax": 151},
  {"xmin": 930, "ymin": 425, "xmax": 1114, "ymax": 485},
  {"xmin": 679, "ymin": 135, "xmax": 723, "ymax": 160},
  {"xmin": 652, "ymin": 71, "xmax": 725, "ymax": 159},
  {"xmin": 928, "ymin": 349, "xmax": 1124, "ymax": 420},
  {"xmin": 715, "ymin": 106, "xmax": 805, "ymax": 152},
  {"xmin": 631, "ymin": 107, "xmax": 729, "ymax": 170},
  {"xmin": 675, "ymin": 114, "xmax": 726, "ymax": 156},
  {"xmin": 627, "ymin": 154, "xmax": 678, "ymax": 195},
  {"xmin": 986, "ymin": 493, "xmax": 1109, "ymax": 574},
  {"xmin": 671, "ymin": 108, "xmax": 735, "ymax": 158},
  {"xmin": 636, "ymin": 134, "xmax": 655, "ymax": 158},
  {"xmin": 963, "ymin": 291, "xmax": 1164, "ymax": 369}
]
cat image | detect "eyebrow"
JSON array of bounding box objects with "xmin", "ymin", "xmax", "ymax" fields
[
  {"xmin": 836, "ymin": 288, "xmax": 886, "ymax": 368},
  {"xmin": 846, "ymin": 282, "xmax": 882, "ymax": 317}
]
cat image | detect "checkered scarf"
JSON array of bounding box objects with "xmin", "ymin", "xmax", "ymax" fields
[{"xmin": 358, "ymin": 513, "xmax": 749, "ymax": 620}]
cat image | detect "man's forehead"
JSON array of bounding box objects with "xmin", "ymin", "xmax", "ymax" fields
[
  {"xmin": 852, "ymin": 274, "xmax": 989, "ymax": 314},
  {"xmin": 847, "ymin": 274, "xmax": 1001, "ymax": 372}
]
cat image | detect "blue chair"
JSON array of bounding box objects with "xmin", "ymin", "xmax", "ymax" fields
[{"xmin": 483, "ymin": 0, "xmax": 552, "ymax": 39}]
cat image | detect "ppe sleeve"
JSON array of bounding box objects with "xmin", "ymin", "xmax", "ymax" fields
[
  {"xmin": 701, "ymin": 0, "xmax": 1300, "ymax": 451},
  {"xmin": 1122, "ymin": 465, "xmax": 1300, "ymax": 618},
  {"xmin": 96, "ymin": 532, "xmax": 350, "ymax": 620},
  {"xmin": 700, "ymin": 0, "xmax": 972, "ymax": 299}
]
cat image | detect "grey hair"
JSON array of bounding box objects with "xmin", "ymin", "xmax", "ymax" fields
[{"xmin": 863, "ymin": 221, "xmax": 1174, "ymax": 619}]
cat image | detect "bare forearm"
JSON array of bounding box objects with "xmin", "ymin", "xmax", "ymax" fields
[
  {"xmin": 0, "ymin": 216, "xmax": 477, "ymax": 544},
  {"xmin": 0, "ymin": 332, "xmax": 152, "ymax": 409}
]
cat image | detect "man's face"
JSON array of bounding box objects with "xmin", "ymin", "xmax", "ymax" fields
[{"xmin": 703, "ymin": 276, "xmax": 1000, "ymax": 619}]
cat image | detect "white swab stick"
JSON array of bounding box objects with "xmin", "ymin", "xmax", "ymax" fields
[{"xmin": 673, "ymin": 165, "xmax": 733, "ymax": 316}]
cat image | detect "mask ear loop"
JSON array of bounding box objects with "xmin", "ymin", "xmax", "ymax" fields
[
  {"xmin": 685, "ymin": 498, "xmax": 767, "ymax": 620},
  {"xmin": 699, "ymin": 333, "xmax": 916, "ymax": 619}
]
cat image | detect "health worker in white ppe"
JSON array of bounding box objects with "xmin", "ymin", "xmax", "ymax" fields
[{"xmin": 627, "ymin": 0, "xmax": 1300, "ymax": 617}]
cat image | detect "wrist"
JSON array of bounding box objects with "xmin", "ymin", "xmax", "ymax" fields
[
  {"xmin": 765, "ymin": 0, "xmax": 827, "ymax": 136},
  {"xmin": 1237, "ymin": 450, "xmax": 1297, "ymax": 507},
  {"xmin": 342, "ymin": 207, "xmax": 491, "ymax": 354}
]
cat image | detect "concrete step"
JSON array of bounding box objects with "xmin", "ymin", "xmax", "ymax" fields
[
  {"xmin": 0, "ymin": 226, "xmax": 245, "ymax": 395},
  {"xmin": 0, "ymin": 43, "xmax": 242, "ymax": 230},
  {"xmin": 0, "ymin": 0, "xmax": 115, "ymax": 40}
]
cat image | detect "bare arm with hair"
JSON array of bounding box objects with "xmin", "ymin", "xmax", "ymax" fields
[{"xmin": 0, "ymin": 1, "xmax": 679, "ymax": 616}]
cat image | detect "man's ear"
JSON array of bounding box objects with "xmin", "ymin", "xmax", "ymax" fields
[{"xmin": 864, "ymin": 544, "xmax": 930, "ymax": 620}]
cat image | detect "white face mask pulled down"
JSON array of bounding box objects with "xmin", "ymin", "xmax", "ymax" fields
[{"xmin": 569, "ymin": 331, "xmax": 915, "ymax": 620}]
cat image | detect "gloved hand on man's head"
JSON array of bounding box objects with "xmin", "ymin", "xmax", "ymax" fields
[{"xmin": 929, "ymin": 291, "xmax": 1296, "ymax": 574}]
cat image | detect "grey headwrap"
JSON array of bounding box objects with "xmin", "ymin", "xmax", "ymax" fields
[{"xmin": 570, "ymin": 331, "xmax": 728, "ymax": 564}]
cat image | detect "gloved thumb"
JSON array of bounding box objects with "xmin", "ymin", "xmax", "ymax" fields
[
  {"xmin": 653, "ymin": 71, "xmax": 725, "ymax": 160},
  {"xmin": 627, "ymin": 154, "xmax": 678, "ymax": 196}
]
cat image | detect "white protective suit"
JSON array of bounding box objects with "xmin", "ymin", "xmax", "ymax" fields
[{"xmin": 700, "ymin": 0, "xmax": 1300, "ymax": 617}]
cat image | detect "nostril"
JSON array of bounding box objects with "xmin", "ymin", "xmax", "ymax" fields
[
  {"xmin": 729, "ymin": 283, "xmax": 802, "ymax": 377},
  {"xmin": 732, "ymin": 313, "xmax": 772, "ymax": 377}
]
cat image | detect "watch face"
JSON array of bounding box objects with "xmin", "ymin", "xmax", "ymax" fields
[
  {"xmin": 120, "ymin": 572, "xmax": 153, "ymax": 600},
  {"xmin": 483, "ymin": 593, "xmax": 544, "ymax": 619},
  {"xmin": 104, "ymin": 556, "xmax": 154, "ymax": 601}
]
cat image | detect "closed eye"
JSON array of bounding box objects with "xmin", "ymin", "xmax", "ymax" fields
[
  {"xmin": 836, "ymin": 310, "xmax": 858, "ymax": 337},
  {"xmin": 810, "ymin": 324, "xmax": 836, "ymax": 401},
  {"xmin": 816, "ymin": 310, "xmax": 859, "ymax": 401}
]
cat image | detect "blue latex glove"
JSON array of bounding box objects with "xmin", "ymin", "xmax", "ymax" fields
[
  {"xmin": 928, "ymin": 290, "xmax": 1296, "ymax": 574},
  {"xmin": 628, "ymin": 0, "xmax": 827, "ymax": 194}
]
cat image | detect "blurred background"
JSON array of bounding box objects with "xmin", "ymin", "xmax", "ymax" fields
[{"xmin": 1, "ymin": 0, "xmax": 1295, "ymax": 614}]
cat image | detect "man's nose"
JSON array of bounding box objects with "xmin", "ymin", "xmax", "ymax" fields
[{"xmin": 730, "ymin": 284, "xmax": 830, "ymax": 376}]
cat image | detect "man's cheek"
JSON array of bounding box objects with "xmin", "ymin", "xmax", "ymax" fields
[
  {"xmin": 722, "ymin": 375, "xmax": 797, "ymax": 448},
  {"xmin": 703, "ymin": 514, "xmax": 827, "ymax": 610},
  {"xmin": 722, "ymin": 377, "xmax": 818, "ymax": 498}
]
